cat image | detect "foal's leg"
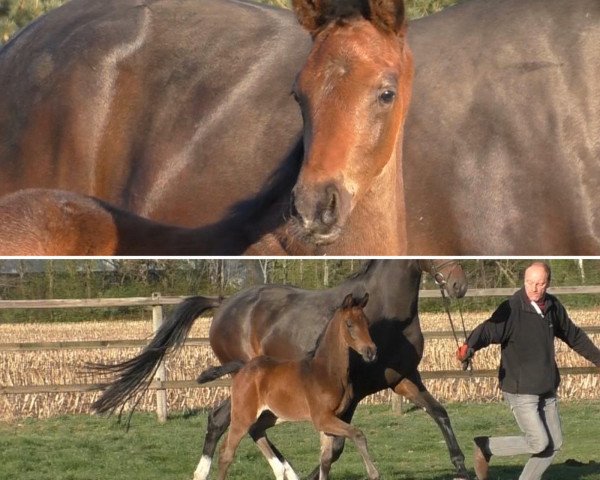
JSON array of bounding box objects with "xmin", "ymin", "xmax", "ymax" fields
[
  {"xmin": 249, "ymin": 412, "xmax": 299, "ymax": 480},
  {"xmin": 316, "ymin": 416, "xmax": 379, "ymax": 480},
  {"xmin": 217, "ymin": 422, "xmax": 249, "ymax": 480},
  {"xmin": 216, "ymin": 393, "xmax": 259, "ymax": 480},
  {"xmin": 318, "ymin": 432, "xmax": 335, "ymax": 479},
  {"xmin": 194, "ymin": 398, "xmax": 231, "ymax": 480},
  {"xmin": 306, "ymin": 400, "xmax": 358, "ymax": 480},
  {"xmin": 393, "ymin": 376, "xmax": 470, "ymax": 479}
]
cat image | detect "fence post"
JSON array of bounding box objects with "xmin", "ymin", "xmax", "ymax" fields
[
  {"xmin": 391, "ymin": 394, "xmax": 404, "ymax": 415},
  {"xmin": 152, "ymin": 292, "xmax": 168, "ymax": 423}
]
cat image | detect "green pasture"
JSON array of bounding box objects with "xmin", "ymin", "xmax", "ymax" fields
[{"xmin": 2, "ymin": 402, "xmax": 599, "ymax": 480}]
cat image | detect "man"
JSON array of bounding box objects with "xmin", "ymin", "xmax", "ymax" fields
[{"xmin": 457, "ymin": 261, "xmax": 600, "ymax": 480}]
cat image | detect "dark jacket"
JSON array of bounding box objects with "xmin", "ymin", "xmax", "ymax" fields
[{"xmin": 467, "ymin": 288, "xmax": 600, "ymax": 395}]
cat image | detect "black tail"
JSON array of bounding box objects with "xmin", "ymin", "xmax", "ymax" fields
[
  {"xmin": 197, "ymin": 361, "xmax": 245, "ymax": 384},
  {"xmin": 89, "ymin": 295, "xmax": 222, "ymax": 416}
]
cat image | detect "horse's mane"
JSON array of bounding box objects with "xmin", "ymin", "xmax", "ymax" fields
[{"xmin": 346, "ymin": 260, "xmax": 376, "ymax": 280}]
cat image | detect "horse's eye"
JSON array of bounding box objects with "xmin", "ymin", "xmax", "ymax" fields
[
  {"xmin": 346, "ymin": 320, "xmax": 353, "ymax": 329},
  {"xmin": 379, "ymin": 89, "xmax": 396, "ymax": 105}
]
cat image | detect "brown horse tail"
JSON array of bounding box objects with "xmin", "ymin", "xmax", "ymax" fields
[
  {"xmin": 89, "ymin": 295, "xmax": 222, "ymax": 417},
  {"xmin": 196, "ymin": 361, "xmax": 245, "ymax": 384}
]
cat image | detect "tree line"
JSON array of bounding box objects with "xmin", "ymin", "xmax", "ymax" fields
[{"xmin": 0, "ymin": 259, "xmax": 598, "ymax": 323}]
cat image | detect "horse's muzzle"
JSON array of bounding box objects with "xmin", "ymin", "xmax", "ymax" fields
[
  {"xmin": 362, "ymin": 345, "xmax": 378, "ymax": 363},
  {"xmin": 450, "ymin": 281, "xmax": 468, "ymax": 299},
  {"xmin": 290, "ymin": 182, "xmax": 351, "ymax": 244}
]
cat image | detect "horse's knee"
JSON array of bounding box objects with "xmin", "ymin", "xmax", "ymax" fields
[
  {"xmin": 208, "ymin": 401, "xmax": 231, "ymax": 430},
  {"xmin": 330, "ymin": 435, "xmax": 347, "ymax": 461},
  {"xmin": 218, "ymin": 438, "xmax": 237, "ymax": 464},
  {"xmin": 203, "ymin": 400, "xmax": 231, "ymax": 456}
]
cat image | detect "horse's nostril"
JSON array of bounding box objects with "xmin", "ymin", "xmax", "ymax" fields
[
  {"xmin": 289, "ymin": 191, "xmax": 299, "ymax": 218},
  {"xmin": 365, "ymin": 346, "xmax": 377, "ymax": 362},
  {"xmin": 321, "ymin": 188, "xmax": 339, "ymax": 226},
  {"xmin": 328, "ymin": 189, "xmax": 337, "ymax": 212}
]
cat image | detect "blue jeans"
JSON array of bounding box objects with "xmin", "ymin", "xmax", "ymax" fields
[{"xmin": 488, "ymin": 392, "xmax": 563, "ymax": 480}]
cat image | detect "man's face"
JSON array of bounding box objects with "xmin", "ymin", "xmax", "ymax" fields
[{"xmin": 524, "ymin": 265, "xmax": 549, "ymax": 302}]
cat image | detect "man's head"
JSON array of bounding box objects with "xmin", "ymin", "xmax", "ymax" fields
[{"xmin": 524, "ymin": 262, "xmax": 551, "ymax": 302}]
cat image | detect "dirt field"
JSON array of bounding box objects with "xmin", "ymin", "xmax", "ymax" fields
[{"xmin": 1, "ymin": 310, "xmax": 598, "ymax": 420}]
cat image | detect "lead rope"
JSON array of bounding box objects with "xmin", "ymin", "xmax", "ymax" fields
[
  {"xmin": 439, "ymin": 284, "xmax": 461, "ymax": 348},
  {"xmin": 438, "ymin": 279, "xmax": 472, "ymax": 371}
]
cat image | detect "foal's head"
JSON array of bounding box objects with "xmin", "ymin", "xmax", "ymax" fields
[
  {"xmin": 338, "ymin": 292, "xmax": 376, "ymax": 362},
  {"xmin": 290, "ymin": 0, "xmax": 413, "ymax": 245}
]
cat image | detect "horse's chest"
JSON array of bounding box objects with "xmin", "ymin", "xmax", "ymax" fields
[
  {"xmin": 304, "ymin": 373, "xmax": 353, "ymax": 416},
  {"xmin": 335, "ymin": 383, "xmax": 354, "ymax": 416}
]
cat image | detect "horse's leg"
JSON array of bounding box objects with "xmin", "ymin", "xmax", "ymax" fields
[
  {"xmin": 315, "ymin": 415, "xmax": 379, "ymax": 480},
  {"xmin": 248, "ymin": 412, "xmax": 299, "ymax": 480},
  {"xmin": 305, "ymin": 400, "xmax": 358, "ymax": 480},
  {"xmin": 217, "ymin": 423, "xmax": 248, "ymax": 480},
  {"xmin": 216, "ymin": 391, "xmax": 261, "ymax": 480},
  {"xmin": 393, "ymin": 376, "xmax": 470, "ymax": 480},
  {"xmin": 318, "ymin": 432, "xmax": 335, "ymax": 480},
  {"xmin": 194, "ymin": 397, "xmax": 232, "ymax": 480}
]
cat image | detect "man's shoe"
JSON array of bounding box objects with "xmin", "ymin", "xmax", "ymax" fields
[{"xmin": 473, "ymin": 436, "xmax": 492, "ymax": 480}]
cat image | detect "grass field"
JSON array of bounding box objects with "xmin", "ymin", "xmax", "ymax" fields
[{"xmin": 1, "ymin": 403, "xmax": 600, "ymax": 480}]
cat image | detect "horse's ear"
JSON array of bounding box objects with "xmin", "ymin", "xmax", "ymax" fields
[
  {"xmin": 368, "ymin": 0, "xmax": 407, "ymax": 36},
  {"xmin": 360, "ymin": 292, "xmax": 370, "ymax": 308},
  {"xmin": 291, "ymin": 0, "xmax": 324, "ymax": 35},
  {"xmin": 342, "ymin": 293, "xmax": 355, "ymax": 309}
]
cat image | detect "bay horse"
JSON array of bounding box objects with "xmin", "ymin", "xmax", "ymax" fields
[
  {"xmin": 1, "ymin": 0, "xmax": 599, "ymax": 255},
  {"xmin": 92, "ymin": 260, "xmax": 471, "ymax": 480},
  {"xmin": 0, "ymin": 0, "xmax": 413, "ymax": 255},
  {"xmin": 0, "ymin": 188, "xmax": 298, "ymax": 255},
  {"xmin": 197, "ymin": 293, "xmax": 379, "ymax": 480}
]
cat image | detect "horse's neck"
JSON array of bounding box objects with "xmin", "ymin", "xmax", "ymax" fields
[
  {"xmin": 311, "ymin": 313, "xmax": 349, "ymax": 383},
  {"xmin": 362, "ymin": 261, "xmax": 422, "ymax": 320}
]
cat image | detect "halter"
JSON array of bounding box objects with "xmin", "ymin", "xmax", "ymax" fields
[{"xmin": 420, "ymin": 260, "xmax": 471, "ymax": 370}]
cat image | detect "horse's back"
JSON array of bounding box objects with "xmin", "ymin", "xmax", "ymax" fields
[
  {"xmin": 0, "ymin": 0, "xmax": 308, "ymax": 226},
  {"xmin": 404, "ymin": 0, "xmax": 600, "ymax": 254},
  {"xmin": 209, "ymin": 284, "xmax": 340, "ymax": 363}
]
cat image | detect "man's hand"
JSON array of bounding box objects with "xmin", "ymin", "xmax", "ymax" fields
[{"xmin": 456, "ymin": 343, "xmax": 474, "ymax": 371}]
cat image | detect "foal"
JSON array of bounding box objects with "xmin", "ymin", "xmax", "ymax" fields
[{"xmin": 197, "ymin": 293, "xmax": 378, "ymax": 480}]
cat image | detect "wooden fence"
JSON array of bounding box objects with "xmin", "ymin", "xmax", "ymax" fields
[{"xmin": 1, "ymin": 286, "xmax": 599, "ymax": 420}]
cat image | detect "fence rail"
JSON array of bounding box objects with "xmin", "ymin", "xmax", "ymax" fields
[
  {"xmin": 3, "ymin": 326, "xmax": 600, "ymax": 352},
  {"xmin": 1, "ymin": 287, "xmax": 599, "ymax": 419},
  {"xmin": 0, "ymin": 285, "xmax": 599, "ymax": 309},
  {"xmin": 2, "ymin": 367, "xmax": 598, "ymax": 397}
]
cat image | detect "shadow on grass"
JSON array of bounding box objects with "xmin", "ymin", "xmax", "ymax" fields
[
  {"xmin": 172, "ymin": 407, "xmax": 211, "ymax": 420},
  {"xmin": 387, "ymin": 460, "xmax": 600, "ymax": 480},
  {"xmin": 483, "ymin": 460, "xmax": 600, "ymax": 480},
  {"xmin": 179, "ymin": 409, "xmax": 204, "ymax": 420}
]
